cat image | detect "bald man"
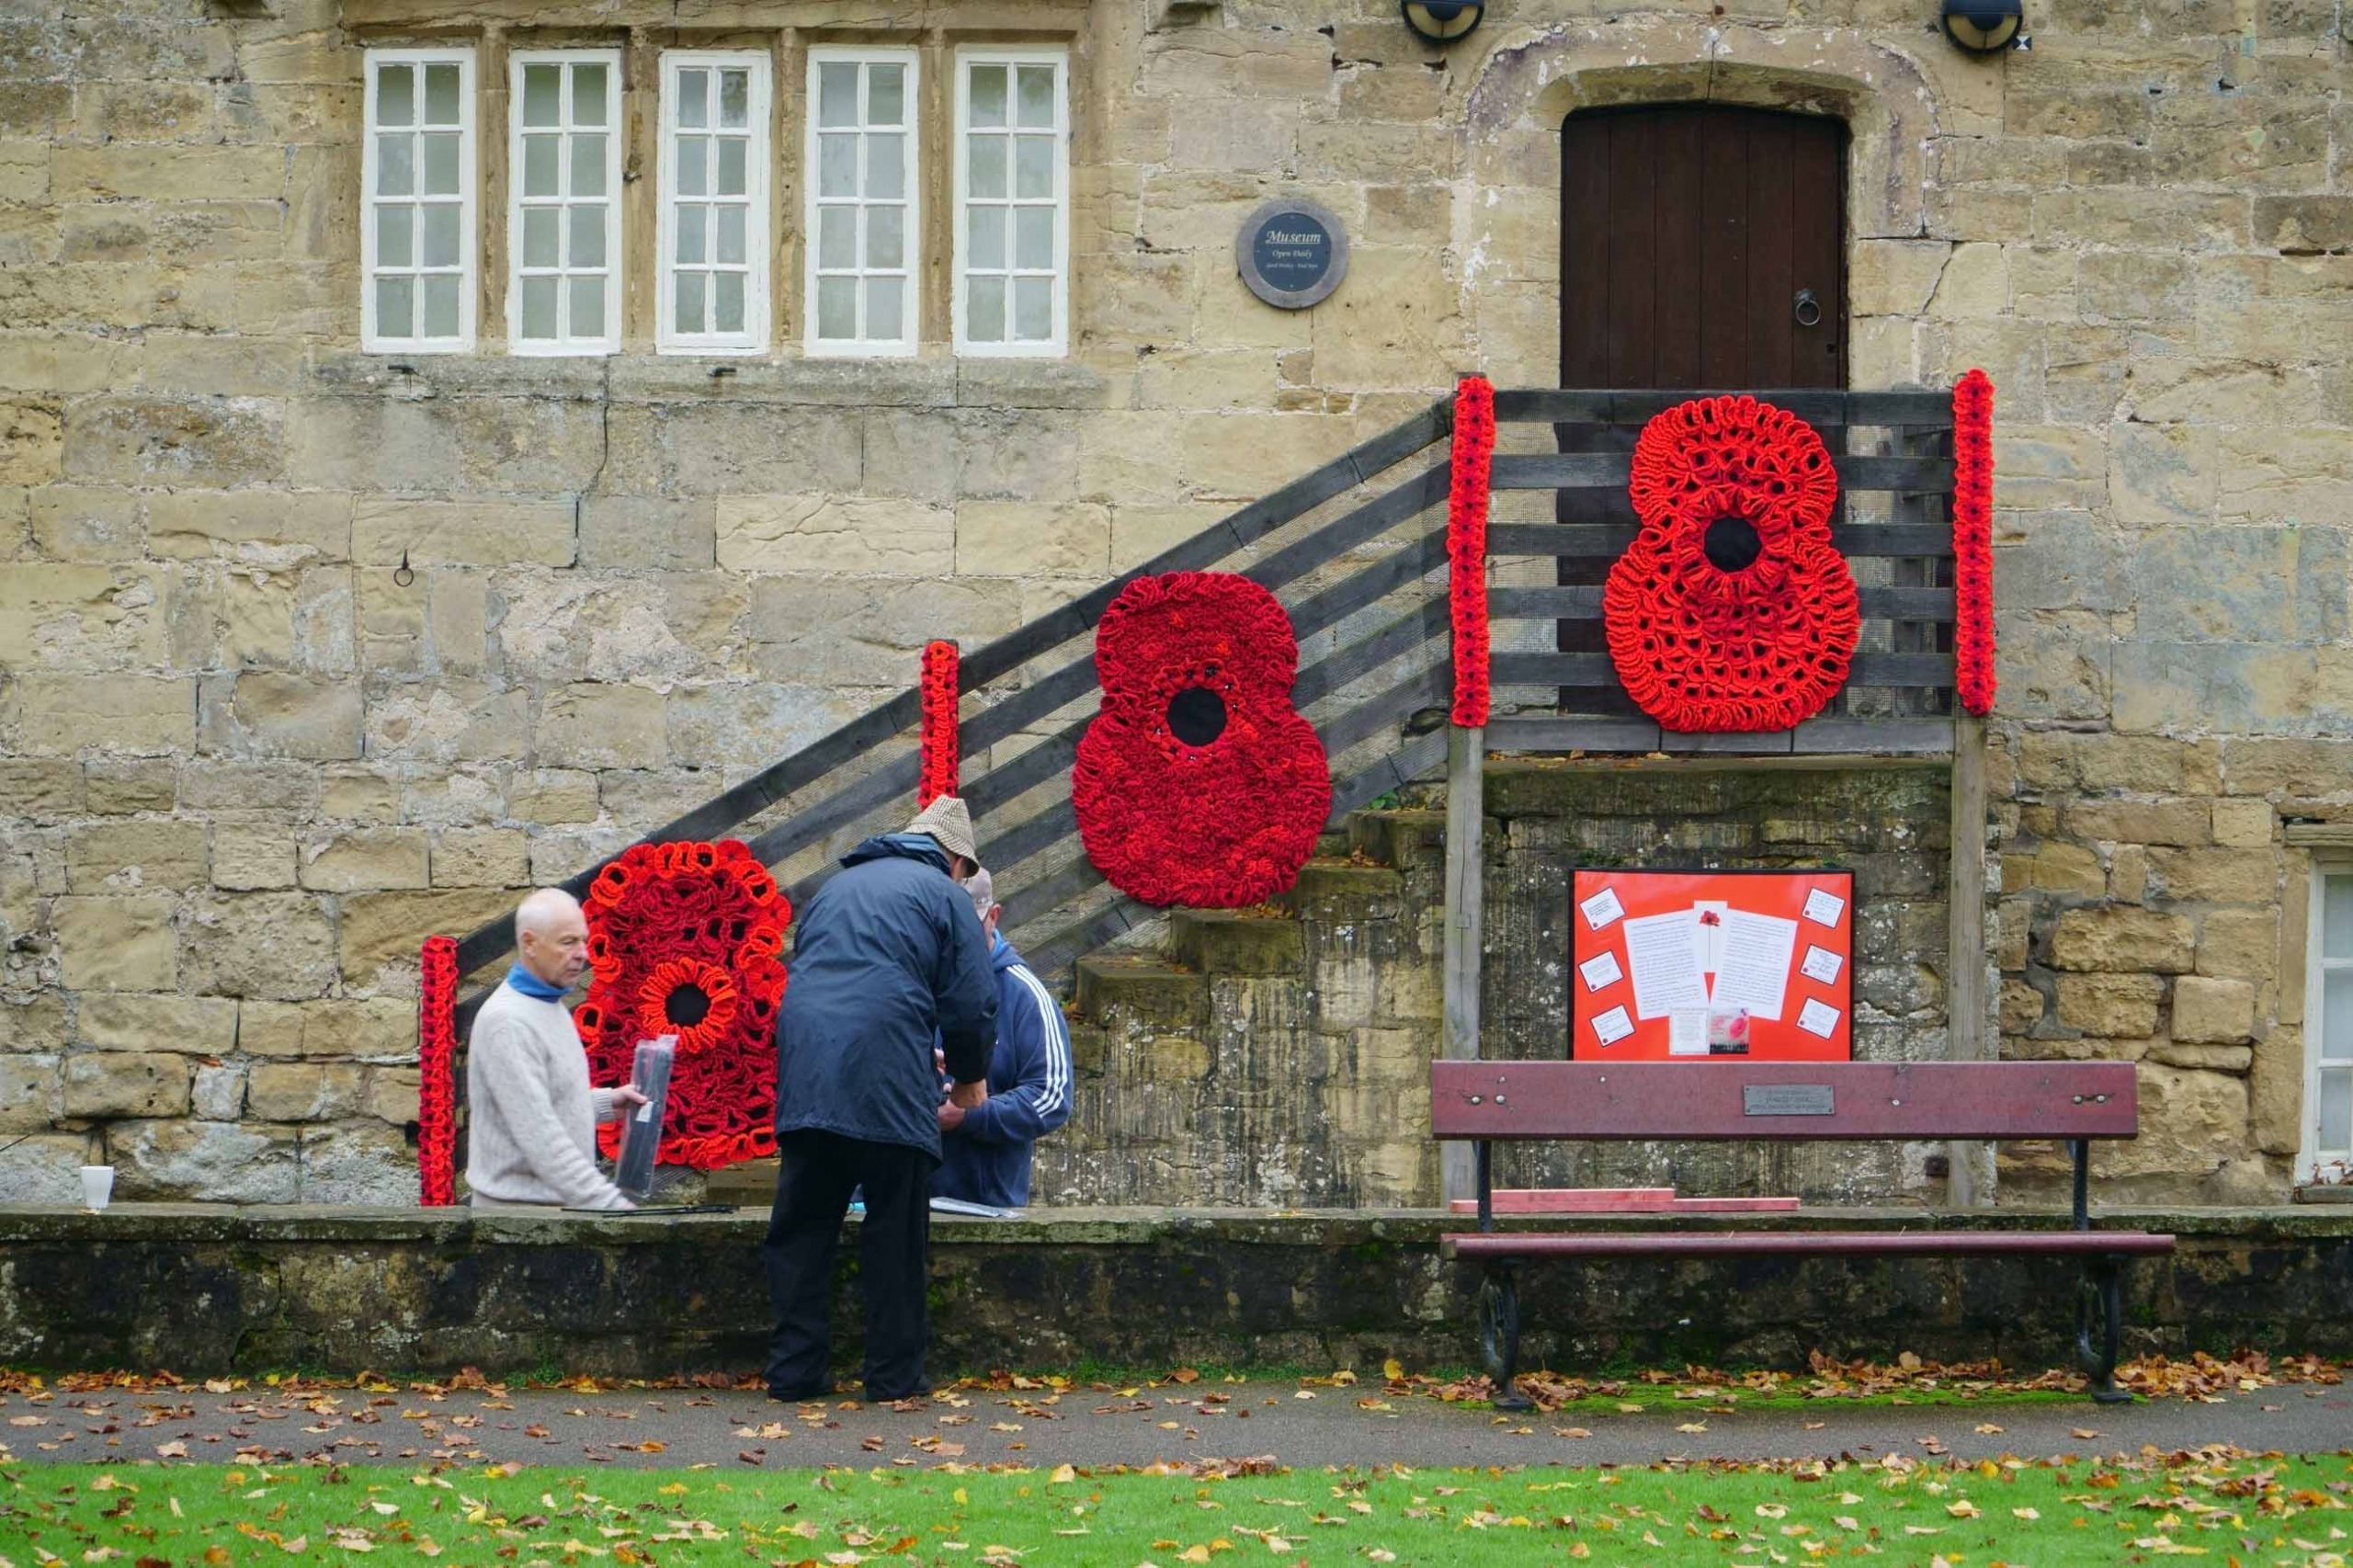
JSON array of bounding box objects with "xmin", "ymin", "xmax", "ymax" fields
[{"xmin": 465, "ymin": 888, "xmax": 647, "ymax": 1210}]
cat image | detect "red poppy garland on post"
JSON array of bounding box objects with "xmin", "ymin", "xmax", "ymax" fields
[
  {"xmin": 919, "ymin": 640, "xmax": 961, "ymax": 806},
  {"xmin": 1602, "ymin": 395, "xmax": 1861, "ymax": 733},
  {"xmin": 573, "ymin": 839, "xmax": 791, "ymax": 1172},
  {"xmin": 1447, "ymin": 374, "xmax": 1497, "ymax": 727},
  {"xmin": 416, "ymin": 934, "xmax": 459, "ymax": 1206},
  {"xmin": 1951, "ymin": 368, "xmax": 1997, "ymax": 717},
  {"xmin": 1074, "ymin": 572, "xmax": 1331, "ymax": 908}
]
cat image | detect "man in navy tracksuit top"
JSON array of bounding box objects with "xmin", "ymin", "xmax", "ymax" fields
[{"xmin": 934, "ymin": 869, "xmax": 1073, "ymax": 1209}]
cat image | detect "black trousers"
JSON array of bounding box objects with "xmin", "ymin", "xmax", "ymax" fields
[{"xmin": 762, "ymin": 1130, "xmax": 937, "ymax": 1402}]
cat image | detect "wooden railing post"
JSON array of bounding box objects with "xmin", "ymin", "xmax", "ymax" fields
[
  {"xmin": 1946, "ymin": 706, "xmax": 1991, "ymax": 1207},
  {"xmin": 1441, "ymin": 722, "xmax": 1484, "ymax": 1206}
]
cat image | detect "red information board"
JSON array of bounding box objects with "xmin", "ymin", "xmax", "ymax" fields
[{"xmin": 1569, "ymin": 868, "xmax": 1855, "ymax": 1062}]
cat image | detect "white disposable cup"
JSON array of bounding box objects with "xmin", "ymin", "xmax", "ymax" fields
[{"xmin": 79, "ymin": 1165, "xmax": 114, "ymax": 1210}]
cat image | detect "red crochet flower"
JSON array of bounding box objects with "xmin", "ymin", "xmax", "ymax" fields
[
  {"xmin": 1602, "ymin": 395, "xmax": 1859, "ymax": 733},
  {"xmin": 1448, "ymin": 375, "xmax": 1496, "ymax": 727},
  {"xmin": 417, "ymin": 934, "xmax": 459, "ymax": 1206},
  {"xmin": 1074, "ymin": 573, "xmax": 1331, "ymax": 908},
  {"xmin": 573, "ymin": 839, "xmax": 790, "ymax": 1171},
  {"xmin": 919, "ymin": 640, "xmax": 961, "ymax": 805},
  {"xmin": 1951, "ymin": 369, "xmax": 1996, "ymax": 717}
]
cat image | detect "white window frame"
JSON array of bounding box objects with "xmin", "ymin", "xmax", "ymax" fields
[
  {"xmin": 362, "ymin": 46, "xmax": 477, "ymax": 354},
  {"xmin": 803, "ymin": 45, "xmax": 921, "ymax": 358},
  {"xmin": 2304, "ymin": 858, "xmax": 2353, "ymax": 1183},
  {"xmin": 506, "ymin": 48, "xmax": 624, "ymax": 357},
  {"xmin": 657, "ymin": 49, "xmax": 772, "ymax": 357},
  {"xmin": 952, "ymin": 46, "xmax": 1069, "ymax": 358}
]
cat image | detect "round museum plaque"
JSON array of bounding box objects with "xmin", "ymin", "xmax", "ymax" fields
[{"xmin": 1236, "ymin": 197, "xmax": 1349, "ymax": 310}]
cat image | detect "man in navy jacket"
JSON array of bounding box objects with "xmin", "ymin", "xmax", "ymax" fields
[
  {"xmin": 934, "ymin": 870, "xmax": 1073, "ymax": 1209},
  {"xmin": 765, "ymin": 795, "xmax": 996, "ymax": 1405}
]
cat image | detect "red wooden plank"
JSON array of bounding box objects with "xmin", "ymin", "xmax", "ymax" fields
[
  {"xmin": 1669, "ymin": 1196, "xmax": 1802, "ymax": 1212},
  {"xmin": 1428, "ymin": 1061, "xmax": 2140, "ymax": 1142},
  {"xmin": 1443, "ymin": 1230, "xmax": 2177, "ymax": 1261},
  {"xmin": 1447, "ymin": 1187, "xmax": 1677, "ymax": 1215}
]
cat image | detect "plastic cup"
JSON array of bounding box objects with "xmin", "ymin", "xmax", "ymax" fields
[{"xmin": 79, "ymin": 1165, "xmax": 114, "ymax": 1210}]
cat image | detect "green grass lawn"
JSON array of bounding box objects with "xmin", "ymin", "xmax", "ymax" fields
[{"xmin": 4, "ymin": 1453, "xmax": 2349, "ymax": 1567}]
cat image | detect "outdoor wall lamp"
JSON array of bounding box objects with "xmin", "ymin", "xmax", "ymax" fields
[
  {"xmin": 1401, "ymin": 0, "xmax": 1483, "ymax": 43},
  {"xmin": 1940, "ymin": 0, "xmax": 2027, "ymax": 52}
]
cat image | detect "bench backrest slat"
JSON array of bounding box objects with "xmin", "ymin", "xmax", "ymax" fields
[{"xmin": 1429, "ymin": 1062, "xmax": 2138, "ymax": 1142}]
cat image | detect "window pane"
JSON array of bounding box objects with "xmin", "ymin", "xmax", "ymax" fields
[
  {"xmin": 2322, "ymin": 1068, "xmax": 2353, "ymax": 1153},
  {"xmin": 378, "ymin": 64, "xmax": 415, "ymax": 127},
  {"xmin": 569, "ymin": 275, "xmax": 605, "ymax": 339},
  {"xmin": 967, "ymin": 274, "xmax": 1005, "ymax": 341},
  {"xmin": 2327, "ymin": 876, "xmax": 2353, "ymax": 959},
  {"xmin": 2326, "ymin": 971, "xmax": 2353, "ymax": 1062},
  {"xmin": 1014, "ymin": 205, "xmax": 1051, "ymax": 269},
  {"xmin": 677, "ymin": 136, "xmax": 707, "ymax": 197},
  {"xmin": 817, "ymin": 206, "xmax": 855, "ymax": 269},
  {"xmin": 716, "ymin": 137, "xmax": 745, "ymax": 197},
  {"xmin": 1013, "ymin": 275, "xmax": 1051, "ymax": 340},
  {"xmin": 676, "ymin": 205, "xmax": 707, "ymax": 264},
  {"xmin": 1017, "ymin": 64, "xmax": 1054, "ymax": 128},
  {"xmin": 1014, "ymin": 135, "xmax": 1051, "ymax": 199},
  {"xmin": 866, "ymin": 205, "xmax": 903, "ymax": 269},
  {"xmin": 522, "ymin": 63, "xmax": 562, "ymax": 127},
  {"xmin": 968, "ymin": 136, "xmax": 1005, "ymax": 199},
  {"xmin": 677, "ymin": 69, "xmax": 708, "ymax": 128},
  {"xmin": 571, "ymin": 133, "xmax": 607, "ymax": 197},
  {"xmin": 819, "ymin": 62, "xmax": 858, "ymax": 128},
  {"xmin": 421, "ymin": 202, "xmax": 459, "ymax": 267},
  {"xmin": 715, "ymin": 204, "xmax": 745, "ymax": 264},
  {"xmin": 422, "ymin": 131, "xmax": 461, "ymax": 195},
  {"xmin": 521, "ymin": 206, "xmax": 558, "ymax": 267},
  {"xmin": 376, "ymin": 203, "xmax": 413, "ymax": 267},
  {"xmin": 424, "ymin": 62, "xmax": 460, "ymax": 124},
  {"xmin": 819, "ymin": 133, "xmax": 858, "ymax": 199},
  {"xmin": 574, "ymin": 62, "xmax": 608, "ymax": 125},
  {"xmin": 866, "ymin": 132, "xmax": 904, "ymax": 199},
  {"xmin": 969, "ymin": 65, "xmax": 1006, "ymax": 128},
  {"xmin": 377, "ymin": 133, "xmax": 415, "ymax": 196},
  {"xmin": 520, "ymin": 275, "xmax": 558, "ymax": 338},
  {"xmin": 714, "ymin": 271, "xmax": 745, "ymax": 333},
  {"xmin": 376, "ymin": 276, "xmax": 414, "ymax": 337},
  {"xmin": 567, "ymin": 203, "xmax": 605, "ymax": 267},
  {"xmin": 870, "ymin": 64, "xmax": 904, "ymax": 126},
  {"xmin": 719, "ymin": 68, "xmax": 748, "ymax": 129},
  {"xmin": 866, "ymin": 277, "xmax": 904, "ymax": 341},
  {"xmin": 817, "ymin": 275, "xmax": 856, "ymax": 339},
  {"xmin": 421, "ymin": 274, "xmax": 460, "ymax": 336},
  {"xmin": 968, "ymin": 205, "xmax": 1006, "ymax": 269},
  {"xmin": 521, "ymin": 134, "xmax": 557, "ymax": 197},
  {"xmin": 675, "ymin": 270, "xmax": 706, "ymax": 334}
]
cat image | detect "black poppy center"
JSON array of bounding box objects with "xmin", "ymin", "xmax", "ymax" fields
[
  {"xmin": 1703, "ymin": 514, "xmax": 1765, "ymax": 573},
  {"xmin": 665, "ymin": 983, "xmax": 712, "ymax": 1028},
  {"xmin": 1166, "ymin": 686, "xmax": 1228, "ymax": 747}
]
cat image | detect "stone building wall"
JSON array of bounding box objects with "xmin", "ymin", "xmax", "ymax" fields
[{"xmin": 1, "ymin": 0, "xmax": 2347, "ymax": 1202}]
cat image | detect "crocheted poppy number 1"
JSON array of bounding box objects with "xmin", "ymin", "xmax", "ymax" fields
[{"xmin": 1074, "ymin": 573, "xmax": 1331, "ymax": 908}]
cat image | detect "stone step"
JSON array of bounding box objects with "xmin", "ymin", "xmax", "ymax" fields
[
  {"xmin": 1074, "ymin": 954, "xmax": 1207, "ymax": 1028},
  {"xmin": 1277, "ymin": 858, "xmax": 1405, "ymax": 918},
  {"xmin": 1169, "ymin": 908, "xmax": 1304, "ymax": 974},
  {"xmin": 1347, "ymin": 809, "xmax": 1448, "ymax": 873}
]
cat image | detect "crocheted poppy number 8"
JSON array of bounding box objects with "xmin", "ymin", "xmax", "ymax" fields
[
  {"xmin": 1073, "ymin": 572, "xmax": 1331, "ymax": 908},
  {"xmin": 1602, "ymin": 396, "xmax": 1861, "ymax": 733}
]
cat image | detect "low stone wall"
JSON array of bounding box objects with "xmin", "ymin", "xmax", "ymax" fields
[{"xmin": 2, "ymin": 1204, "xmax": 2347, "ymax": 1380}]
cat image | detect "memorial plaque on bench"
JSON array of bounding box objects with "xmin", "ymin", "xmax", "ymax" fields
[{"xmin": 1743, "ymin": 1084, "xmax": 1835, "ymax": 1117}]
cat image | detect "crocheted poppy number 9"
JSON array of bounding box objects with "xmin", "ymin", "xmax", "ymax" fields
[
  {"xmin": 1602, "ymin": 396, "xmax": 1860, "ymax": 733},
  {"xmin": 1073, "ymin": 572, "xmax": 1331, "ymax": 908}
]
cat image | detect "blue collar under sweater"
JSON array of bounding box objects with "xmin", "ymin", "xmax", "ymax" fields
[{"xmin": 506, "ymin": 963, "xmax": 569, "ymax": 1001}]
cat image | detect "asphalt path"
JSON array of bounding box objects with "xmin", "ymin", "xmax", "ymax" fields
[{"xmin": 2, "ymin": 1381, "xmax": 2345, "ymax": 1471}]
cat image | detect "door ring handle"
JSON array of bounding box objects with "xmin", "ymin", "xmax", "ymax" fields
[{"xmin": 1793, "ymin": 288, "xmax": 1823, "ymax": 328}]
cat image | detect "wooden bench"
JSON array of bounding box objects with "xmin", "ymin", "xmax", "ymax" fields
[{"xmin": 1430, "ymin": 1061, "xmax": 2174, "ymax": 1408}]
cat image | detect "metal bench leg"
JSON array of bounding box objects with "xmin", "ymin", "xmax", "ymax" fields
[
  {"xmin": 2075, "ymin": 1256, "xmax": 2131, "ymax": 1405},
  {"xmin": 1476, "ymin": 1266, "xmax": 1531, "ymax": 1412}
]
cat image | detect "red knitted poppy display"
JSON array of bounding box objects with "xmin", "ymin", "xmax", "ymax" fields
[
  {"xmin": 416, "ymin": 934, "xmax": 459, "ymax": 1206},
  {"xmin": 1602, "ymin": 395, "xmax": 1860, "ymax": 733},
  {"xmin": 919, "ymin": 640, "xmax": 961, "ymax": 806},
  {"xmin": 1073, "ymin": 572, "xmax": 1331, "ymax": 908},
  {"xmin": 573, "ymin": 839, "xmax": 791, "ymax": 1171},
  {"xmin": 1448, "ymin": 375, "xmax": 1496, "ymax": 727},
  {"xmin": 1951, "ymin": 369, "xmax": 1997, "ymax": 717}
]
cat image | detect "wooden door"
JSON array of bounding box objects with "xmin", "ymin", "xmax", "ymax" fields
[{"xmin": 1554, "ymin": 106, "xmax": 1847, "ymax": 715}]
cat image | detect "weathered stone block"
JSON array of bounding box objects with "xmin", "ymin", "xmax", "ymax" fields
[
  {"xmin": 2196, "ymin": 908, "xmax": 2278, "ymax": 980},
  {"xmin": 217, "ymin": 673, "xmax": 363, "ymax": 761},
  {"xmin": 52, "ymin": 895, "xmax": 177, "ymax": 991},
  {"xmin": 430, "ymin": 828, "xmax": 529, "ymax": 888},
  {"xmin": 506, "ymin": 770, "xmax": 601, "ymax": 825},
  {"xmin": 955, "ymin": 501, "xmax": 1111, "ymax": 578},
  {"xmin": 0, "ymin": 1055, "xmax": 61, "ymax": 1131},
  {"xmin": 82, "ymin": 759, "xmax": 176, "ymax": 815},
  {"xmin": 15, "ymin": 674, "xmax": 195, "ymax": 754},
  {"xmin": 0, "ymin": 562, "xmax": 170, "ymax": 667},
  {"xmin": 146, "ymin": 490, "xmax": 352, "ymax": 565},
  {"xmin": 179, "ymin": 892, "xmax": 336, "ymax": 1001},
  {"xmin": 351, "ymin": 496, "xmax": 576, "ymax": 569},
  {"xmin": 63, "ymin": 1051, "xmax": 191, "ymax": 1118},
  {"xmin": 2101, "ymin": 1063, "xmax": 2249, "ymax": 1181},
  {"xmin": 108, "ymin": 1118, "xmax": 298, "ymax": 1203},
  {"xmin": 2050, "ymin": 907, "xmax": 2196, "ymax": 974},
  {"xmin": 212, "ymin": 825, "xmax": 296, "ymax": 891},
  {"xmin": 2255, "ymin": 194, "xmax": 2353, "ymax": 253},
  {"xmin": 74, "ymin": 992, "xmax": 237, "ymax": 1054},
  {"xmin": 2146, "ymin": 1040, "xmax": 2255, "ymax": 1073},
  {"xmin": 191, "ymin": 1062, "xmax": 245, "ymax": 1119},
  {"xmin": 1998, "ymin": 980, "xmax": 2045, "ymax": 1034},
  {"xmin": 63, "ymin": 396, "xmax": 283, "ymax": 488},
  {"xmin": 717, "ymin": 494, "xmax": 954, "ymax": 575},
  {"xmin": 337, "ymin": 889, "xmax": 515, "ymax": 988},
  {"xmin": 535, "ymin": 684, "xmax": 667, "ymax": 771},
  {"xmin": 2063, "ymin": 799, "xmax": 2211, "ymax": 847},
  {"xmin": 2054, "ymin": 972, "xmax": 2162, "ymax": 1038},
  {"xmin": 63, "ymin": 821, "xmax": 206, "ymax": 893},
  {"xmin": 0, "ymin": 397, "xmax": 63, "ymax": 485},
  {"xmin": 297, "ymin": 1122, "xmax": 417, "ymax": 1203},
  {"xmin": 2001, "ymin": 842, "xmax": 2104, "ymax": 899},
  {"xmin": 367, "ymin": 1067, "xmax": 421, "ymax": 1125},
  {"xmin": 2148, "ymin": 847, "xmax": 2279, "ymax": 906},
  {"xmin": 2172, "ymin": 974, "xmax": 2256, "ymax": 1044},
  {"xmin": 0, "ymin": 758, "xmax": 86, "ymax": 816},
  {"xmin": 2210, "ymin": 799, "xmax": 2274, "ymax": 847},
  {"xmin": 298, "ymin": 829, "xmax": 430, "ymax": 892},
  {"xmin": 245, "ymin": 1062, "xmax": 365, "ymax": 1121}
]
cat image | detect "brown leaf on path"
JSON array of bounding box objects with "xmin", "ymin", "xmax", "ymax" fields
[
  {"xmin": 860, "ymin": 1435, "xmax": 884, "ymax": 1451},
  {"xmin": 154, "ymin": 1441, "xmax": 188, "ymax": 1458},
  {"xmin": 738, "ymin": 1450, "xmax": 764, "ymax": 1465},
  {"xmin": 1675, "ymin": 1422, "xmax": 1707, "ymax": 1434},
  {"xmin": 1974, "ymin": 1424, "xmax": 2004, "ymax": 1435},
  {"xmin": 1556, "ymin": 1427, "xmax": 1592, "ymax": 1439},
  {"xmin": 2071, "ymin": 1427, "xmax": 2100, "ymax": 1439}
]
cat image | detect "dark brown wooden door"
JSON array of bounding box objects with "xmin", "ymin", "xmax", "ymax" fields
[{"xmin": 1554, "ymin": 106, "xmax": 1847, "ymax": 715}]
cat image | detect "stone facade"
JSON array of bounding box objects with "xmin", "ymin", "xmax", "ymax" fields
[{"xmin": 2, "ymin": 0, "xmax": 2348, "ymax": 1202}]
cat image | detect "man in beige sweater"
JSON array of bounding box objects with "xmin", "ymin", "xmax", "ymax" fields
[{"xmin": 466, "ymin": 888, "xmax": 646, "ymax": 1210}]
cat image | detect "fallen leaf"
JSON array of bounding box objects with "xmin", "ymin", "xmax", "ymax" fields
[
  {"xmin": 1676, "ymin": 1422, "xmax": 1707, "ymax": 1435},
  {"xmin": 154, "ymin": 1441, "xmax": 188, "ymax": 1459},
  {"xmin": 1975, "ymin": 1424, "xmax": 2005, "ymax": 1435},
  {"xmin": 2071, "ymin": 1427, "xmax": 2101, "ymax": 1439},
  {"xmin": 1556, "ymin": 1427, "xmax": 1592, "ymax": 1439}
]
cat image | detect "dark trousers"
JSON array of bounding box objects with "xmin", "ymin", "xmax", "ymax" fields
[{"xmin": 762, "ymin": 1130, "xmax": 937, "ymax": 1402}]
